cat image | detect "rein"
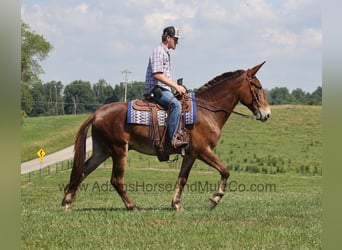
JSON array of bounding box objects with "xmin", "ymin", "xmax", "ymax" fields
[
  {"xmin": 194, "ymin": 98, "xmax": 256, "ymax": 119},
  {"xmin": 184, "ymin": 75, "xmax": 259, "ymax": 120}
]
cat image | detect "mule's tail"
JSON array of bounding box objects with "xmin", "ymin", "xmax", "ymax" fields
[{"xmin": 62, "ymin": 114, "xmax": 93, "ymax": 206}]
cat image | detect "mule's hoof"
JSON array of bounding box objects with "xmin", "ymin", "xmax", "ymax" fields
[
  {"xmin": 65, "ymin": 203, "xmax": 73, "ymax": 212},
  {"xmin": 127, "ymin": 205, "xmax": 145, "ymax": 212},
  {"xmin": 133, "ymin": 206, "xmax": 145, "ymax": 212},
  {"xmin": 208, "ymin": 198, "xmax": 218, "ymax": 209},
  {"xmin": 171, "ymin": 200, "xmax": 184, "ymax": 211}
]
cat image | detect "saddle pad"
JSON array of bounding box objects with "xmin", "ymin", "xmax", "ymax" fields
[{"xmin": 127, "ymin": 92, "xmax": 197, "ymax": 126}]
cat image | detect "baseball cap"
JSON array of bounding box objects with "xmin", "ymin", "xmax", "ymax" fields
[{"xmin": 163, "ymin": 26, "xmax": 180, "ymax": 39}]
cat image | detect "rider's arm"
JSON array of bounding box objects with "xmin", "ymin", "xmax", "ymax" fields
[{"xmin": 153, "ymin": 72, "xmax": 186, "ymax": 95}]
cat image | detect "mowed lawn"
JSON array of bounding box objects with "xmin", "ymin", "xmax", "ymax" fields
[
  {"xmin": 21, "ymin": 113, "xmax": 90, "ymax": 162},
  {"xmin": 21, "ymin": 167, "xmax": 321, "ymax": 249},
  {"xmin": 21, "ymin": 105, "xmax": 322, "ymax": 249}
]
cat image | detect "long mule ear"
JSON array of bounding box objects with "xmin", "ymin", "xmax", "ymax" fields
[{"xmin": 248, "ymin": 61, "xmax": 266, "ymax": 76}]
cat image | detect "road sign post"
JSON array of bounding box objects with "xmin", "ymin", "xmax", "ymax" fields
[
  {"xmin": 37, "ymin": 148, "xmax": 46, "ymax": 159},
  {"xmin": 37, "ymin": 149, "xmax": 46, "ymax": 177}
]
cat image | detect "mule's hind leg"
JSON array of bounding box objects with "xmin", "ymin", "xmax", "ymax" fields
[
  {"xmin": 83, "ymin": 140, "xmax": 109, "ymax": 177},
  {"xmin": 110, "ymin": 144, "xmax": 141, "ymax": 211},
  {"xmin": 62, "ymin": 140, "xmax": 108, "ymax": 211}
]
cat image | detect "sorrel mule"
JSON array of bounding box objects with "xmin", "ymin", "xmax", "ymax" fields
[{"xmin": 62, "ymin": 62, "xmax": 271, "ymax": 211}]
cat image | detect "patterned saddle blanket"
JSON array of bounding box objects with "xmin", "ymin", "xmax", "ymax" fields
[{"xmin": 127, "ymin": 92, "xmax": 197, "ymax": 126}]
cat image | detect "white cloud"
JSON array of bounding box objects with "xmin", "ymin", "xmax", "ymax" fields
[
  {"xmin": 237, "ymin": 0, "xmax": 276, "ymax": 23},
  {"xmin": 260, "ymin": 26, "xmax": 321, "ymax": 56},
  {"xmin": 198, "ymin": 0, "xmax": 276, "ymax": 26},
  {"xmin": 21, "ymin": 4, "xmax": 55, "ymax": 36},
  {"xmin": 74, "ymin": 3, "xmax": 89, "ymax": 14},
  {"xmin": 144, "ymin": 13, "xmax": 178, "ymax": 34},
  {"xmin": 21, "ymin": 0, "xmax": 321, "ymax": 91},
  {"xmin": 282, "ymin": 0, "xmax": 315, "ymax": 14},
  {"xmin": 299, "ymin": 28, "xmax": 322, "ymax": 48},
  {"xmin": 142, "ymin": 0, "xmax": 197, "ymax": 36},
  {"xmin": 200, "ymin": 2, "xmax": 228, "ymax": 22},
  {"xmin": 262, "ymin": 28, "xmax": 297, "ymax": 48}
]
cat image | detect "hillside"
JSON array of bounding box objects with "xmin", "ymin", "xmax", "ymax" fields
[
  {"xmin": 21, "ymin": 114, "xmax": 90, "ymax": 162},
  {"xmin": 21, "ymin": 105, "xmax": 322, "ymax": 175}
]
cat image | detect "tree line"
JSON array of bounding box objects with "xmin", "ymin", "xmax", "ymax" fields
[
  {"xmin": 21, "ymin": 80, "xmax": 146, "ymax": 116},
  {"xmin": 21, "ymin": 21, "xmax": 321, "ymax": 118},
  {"xmin": 266, "ymin": 86, "xmax": 321, "ymax": 106},
  {"xmin": 21, "ymin": 80, "xmax": 321, "ymax": 117}
]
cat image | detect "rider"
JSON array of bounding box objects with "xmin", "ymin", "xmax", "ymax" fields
[{"xmin": 145, "ymin": 26, "xmax": 188, "ymax": 149}]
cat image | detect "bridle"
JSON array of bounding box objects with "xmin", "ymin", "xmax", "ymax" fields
[
  {"xmin": 192, "ymin": 73, "xmax": 262, "ymax": 119},
  {"xmin": 246, "ymin": 74, "xmax": 262, "ymax": 110}
]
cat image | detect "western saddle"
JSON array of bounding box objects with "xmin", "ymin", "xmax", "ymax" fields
[{"xmin": 132, "ymin": 93, "xmax": 192, "ymax": 161}]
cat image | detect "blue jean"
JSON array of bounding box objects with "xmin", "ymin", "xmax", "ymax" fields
[{"xmin": 154, "ymin": 88, "xmax": 181, "ymax": 142}]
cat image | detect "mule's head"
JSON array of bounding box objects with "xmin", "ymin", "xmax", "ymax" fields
[{"xmin": 239, "ymin": 61, "xmax": 271, "ymax": 122}]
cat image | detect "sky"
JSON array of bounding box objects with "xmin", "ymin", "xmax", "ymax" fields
[{"xmin": 21, "ymin": 0, "xmax": 321, "ymax": 92}]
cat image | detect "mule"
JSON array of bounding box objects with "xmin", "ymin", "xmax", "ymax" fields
[{"xmin": 62, "ymin": 62, "xmax": 271, "ymax": 211}]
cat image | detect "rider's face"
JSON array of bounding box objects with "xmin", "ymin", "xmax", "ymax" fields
[{"xmin": 166, "ymin": 36, "xmax": 178, "ymax": 50}]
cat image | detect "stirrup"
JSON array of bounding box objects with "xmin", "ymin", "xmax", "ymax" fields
[{"xmin": 172, "ymin": 139, "xmax": 189, "ymax": 149}]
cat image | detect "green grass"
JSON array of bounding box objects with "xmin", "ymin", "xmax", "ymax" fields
[
  {"xmin": 21, "ymin": 167, "xmax": 322, "ymax": 249},
  {"xmin": 21, "ymin": 114, "xmax": 90, "ymax": 162},
  {"xmin": 21, "ymin": 105, "xmax": 322, "ymax": 175},
  {"xmin": 215, "ymin": 105, "xmax": 322, "ymax": 175},
  {"xmin": 21, "ymin": 105, "xmax": 322, "ymax": 249}
]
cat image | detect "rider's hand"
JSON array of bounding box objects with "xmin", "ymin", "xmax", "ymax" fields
[{"xmin": 175, "ymin": 85, "xmax": 187, "ymax": 95}]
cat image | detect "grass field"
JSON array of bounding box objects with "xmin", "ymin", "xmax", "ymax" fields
[
  {"xmin": 21, "ymin": 167, "xmax": 321, "ymax": 249},
  {"xmin": 21, "ymin": 105, "xmax": 322, "ymax": 249},
  {"xmin": 21, "ymin": 105, "xmax": 322, "ymax": 175},
  {"xmin": 21, "ymin": 113, "xmax": 90, "ymax": 162}
]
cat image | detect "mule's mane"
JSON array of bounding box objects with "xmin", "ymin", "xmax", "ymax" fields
[{"xmin": 196, "ymin": 69, "xmax": 245, "ymax": 93}]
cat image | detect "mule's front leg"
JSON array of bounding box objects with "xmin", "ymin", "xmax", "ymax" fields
[
  {"xmin": 171, "ymin": 177, "xmax": 187, "ymax": 211},
  {"xmin": 209, "ymin": 173, "xmax": 229, "ymax": 208},
  {"xmin": 199, "ymin": 149, "xmax": 230, "ymax": 209},
  {"xmin": 171, "ymin": 155, "xmax": 195, "ymax": 211}
]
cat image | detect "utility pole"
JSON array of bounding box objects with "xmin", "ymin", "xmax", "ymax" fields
[{"xmin": 121, "ymin": 69, "xmax": 132, "ymax": 102}]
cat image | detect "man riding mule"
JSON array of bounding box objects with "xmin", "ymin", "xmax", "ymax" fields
[
  {"xmin": 61, "ymin": 27, "xmax": 271, "ymax": 212},
  {"xmin": 62, "ymin": 59, "xmax": 271, "ymax": 212},
  {"xmin": 144, "ymin": 26, "xmax": 189, "ymax": 149}
]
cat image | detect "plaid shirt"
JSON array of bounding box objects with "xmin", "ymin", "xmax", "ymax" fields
[{"xmin": 145, "ymin": 43, "xmax": 172, "ymax": 94}]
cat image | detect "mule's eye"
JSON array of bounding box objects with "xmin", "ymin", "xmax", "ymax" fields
[{"xmin": 251, "ymin": 80, "xmax": 262, "ymax": 89}]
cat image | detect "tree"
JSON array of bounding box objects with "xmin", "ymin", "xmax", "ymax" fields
[
  {"xmin": 112, "ymin": 83, "xmax": 125, "ymax": 102},
  {"xmin": 308, "ymin": 86, "xmax": 322, "ymax": 105},
  {"xmin": 92, "ymin": 79, "xmax": 114, "ymax": 107},
  {"xmin": 21, "ymin": 21, "xmax": 54, "ymax": 84},
  {"xmin": 64, "ymin": 80, "xmax": 94, "ymax": 114},
  {"xmin": 269, "ymin": 87, "xmax": 293, "ymax": 105},
  {"xmin": 21, "ymin": 83, "xmax": 33, "ymax": 115},
  {"xmin": 111, "ymin": 81, "xmax": 145, "ymax": 102},
  {"xmin": 127, "ymin": 81, "xmax": 145, "ymax": 101},
  {"xmin": 30, "ymin": 82, "xmax": 47, "ymax": 116},
  {"xmin": 291, "ymin": 88, "xmax": 306, "ymax": 104},
  {"xmin": 44, "ymin": 81, "xmax": 64, "ymax": 115}
]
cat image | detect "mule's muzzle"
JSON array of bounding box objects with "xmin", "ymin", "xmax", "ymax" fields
[{"xmin": 255, "ymin": 108, "xmax": 271, "ymax": 122}]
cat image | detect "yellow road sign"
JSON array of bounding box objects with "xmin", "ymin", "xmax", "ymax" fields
[{"xmin": 37, "ymin": 148, "xmax": 46, "ymax": 158}]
